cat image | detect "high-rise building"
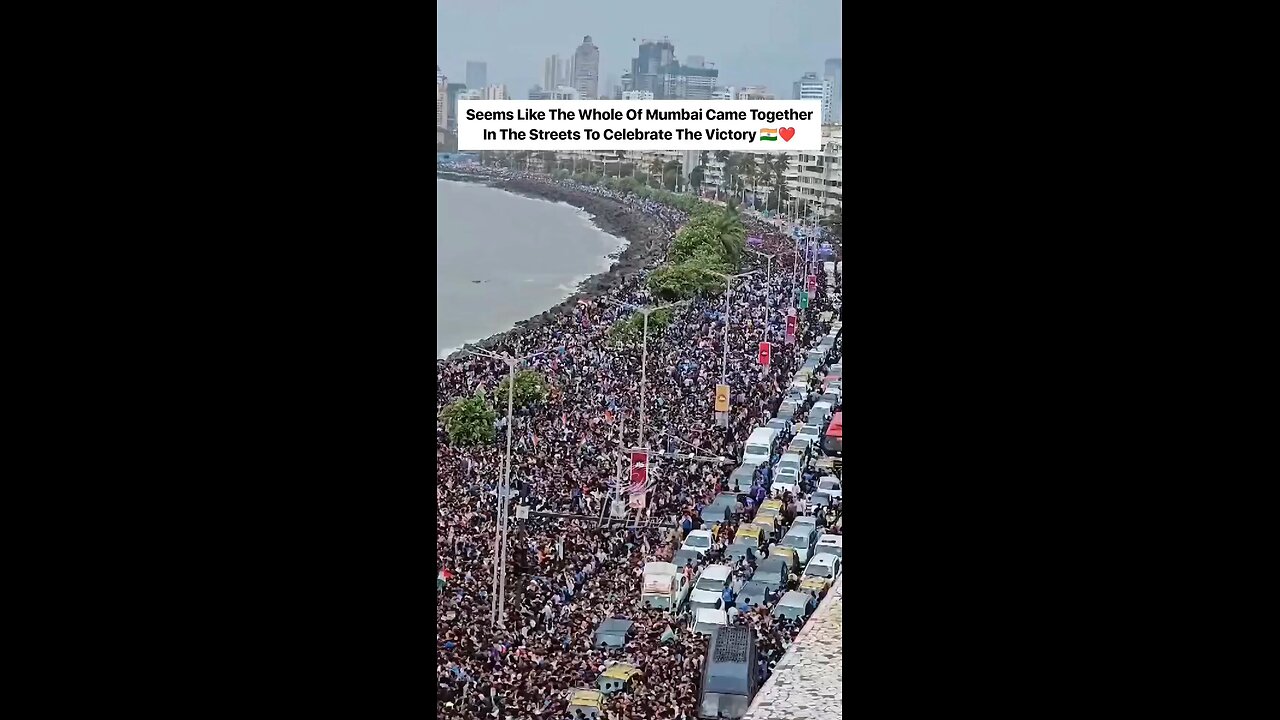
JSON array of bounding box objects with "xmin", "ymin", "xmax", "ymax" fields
[
  {"xmin": 824, "ymin": 58, "xmax": 842, "ymax": 124},
  {"xmin": 529, "ymin": 85, "xmax": 580, "ymax": 100},
  {"xmin": 446, "ymin": 82, "xmax": 467, "ymax": 131},
  {"xmin": 631, "ymin": 40, "xmax": 675, "ymax": 96},
  {"xmin": 794, "ymin": 72, "xmax": 832, "ymax": 123},
  {"xmin": 686, "ymin": 55, "xmax": 705, "ymax": 68},
  {"xmin": 466, "ymin": 61, "xmax": 487, "ymax": 89},
  {"xmin": 544, "ymin": 55, "xmax": 573, "ymax": 91},
  {"xmin": 480, "ymin": 84, "xmax": 508, "ymax": 100},
  {"xmin": 621, "ymin": 90, "xmax": 654, "ymax": 100},
  {"xmin": 737, "ymin": 85, "xmax": 775, "ymax": 100},
  {"xmin": 629, "ymin": 39, "xmax": 718, "ymax": 99},
  {"xmin": 711, "ymin": 87, "xmax": 733, "ymax": 101},
  {"xmin": 572, "ymin": 36, "xmax": 599, "ymax": 99},
  {"xmin": 436, "ymin": 84, "xmax": 446, "ymax": 128}
]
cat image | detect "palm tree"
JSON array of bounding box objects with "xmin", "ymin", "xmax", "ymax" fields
[
  {"xmin": 649, "ymin": 158, "xmax": 665, "ymax": 186},
  {"xmin": 615, "ymin": 150, "xmax": 627, "ymax": 178},
  {"xmin": 714, "ymin": 150, "xmax": 731, "ymax": 199},
  {"xmin": 700, "ymin": 150, "xmax": 710, "ymax": 168},
  {"xmin": 822, "ymin": 206, "xmax": 842, "ymax": 240},
  {"xmin": 663, "ymin": 159, "xmax": 682, "ymax": 192},
  {"xmin": 541, "ymin": 151, "xmax": 557, "ymax": 173},
  {"xmin": 738, "ymin": 154, "xmax": 759, "ymax": 207},
  {"xmin": 707, "ymin": 211, "xmax": 746, "ymax": 265},
  {"xmin": 689, "ymin": 165, "xmax": 705, "ymax": 195}
]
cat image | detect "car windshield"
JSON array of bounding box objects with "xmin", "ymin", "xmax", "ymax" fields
[
  {"xmin": 805, "ymin": 563, "xmax": 833, "ymax": 578},
  {"xmin": 783, "ymin": 535, "xmax": 808, "ymax": 549},
  {"xmin": 745, "ymin": 443, "xmax": 769, "ymax": 458},
  {"xmin": 695, "ymin": 576, "xmax": 723, "ymax": 591},
  {"xmin": 820, "ymin": 480, "xmax": 840, "ymax": 490},
  {"xmin": 685, "ymin": 535, "xmax": 711, "ymax": 548}
]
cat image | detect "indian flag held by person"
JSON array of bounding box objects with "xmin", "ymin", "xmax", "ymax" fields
[{"xmin": 759, "ymin": 128, "xmax": 778, "ymax": 141}]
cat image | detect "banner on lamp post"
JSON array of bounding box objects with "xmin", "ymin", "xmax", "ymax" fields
[
  {"xmin": 785, "ymin": 314, "xmax": 797, "ymax": 344},
  {"xmin": 629, "ymin": 452, "xmax": 649, "ymax": 495},
  {"xmin": 807, "ymin": 274, "xmax": 817, "ymax": 294},
  {"xmin": 714, "ymin": 384, "xmax": 731, "ymax": 413},
  {"xmin": 758, "ymin": 342, "xmax": 771, "ymax": 367}
]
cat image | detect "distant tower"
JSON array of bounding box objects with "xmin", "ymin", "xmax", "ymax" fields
[{"xmin": 572, "ymin": 36, "xmax": 600, "ymax": 99}]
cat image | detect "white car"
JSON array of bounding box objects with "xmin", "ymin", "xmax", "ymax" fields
[
  {"xmin": 772, "ymin": 467, "xmax": 801, "ymax": 496},
  {"xmin": 815, "ymin": 534, "xmax": 843, "ymax": 558},
  {"xmin": 681, "ymin": 529, "xmax": 714, "ymax": 557},
  {"xmin": 691, "ymin": 607, "xmax": 728, "ymax": 635},
  {"xmin": 816, "ymin": 476, "xmax": 842, "ymax": 500},
  {"xmin": 794, "ymin": 426, "xmax": 821, "ymax": 446},
  {"xmin": 689, "ymin": 564, "xmax": 733, "ymax": 607},
  {"xmin": 792, "ymin": 515, "xmax": 819, "ymax": 534}
]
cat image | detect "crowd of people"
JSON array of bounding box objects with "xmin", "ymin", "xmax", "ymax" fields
[{"xmin": 437, "ymin": 165, "xmax": 843, "ymax": 720}]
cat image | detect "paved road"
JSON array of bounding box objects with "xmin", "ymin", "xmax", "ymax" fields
[{"xmin": 743, "ymin": 573, "xmax": 843, "ymax": 720}]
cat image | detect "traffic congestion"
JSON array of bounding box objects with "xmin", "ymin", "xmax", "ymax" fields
[{"xmin": 436, "ymin": 166, "xmax": 844, "ymax": 720}]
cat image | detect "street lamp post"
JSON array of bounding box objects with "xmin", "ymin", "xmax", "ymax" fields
[
  {"xmin": 745, "ymin": 249, "xmax": 776, "ymax": 341},
  {"xmin": 464, "ymin": 345, "xmax": 555, "ymax": 629},
  {"xmin": 693, "ymin": 268, "xmax": 760, "ymax": 383},
  {"xmin": 601, "ymin": 298, "xmax": 689, "ymax": 449}
]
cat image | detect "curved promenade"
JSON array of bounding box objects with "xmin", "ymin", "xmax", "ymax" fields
[{"xmin": 742, "ymin": 574, "xmax": 844, "ymax": 720}]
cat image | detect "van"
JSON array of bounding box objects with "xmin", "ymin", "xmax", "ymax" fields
[
  {"xmin": 823, "ymin": 261, "xmax": 836, "ymax": 275},
  {"xmin": 741, "ymin": 427, "xmax": 779, "ymax": 468},
  {"xmin": 697, "ymin": 625, "xmax": 758, "ymax": 719},
  {"xmin": 642, "ymin": 561, "xmax": 690, "ymax": 613}
]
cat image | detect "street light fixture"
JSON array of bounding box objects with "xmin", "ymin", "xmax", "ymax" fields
[
  {"xmin": 692, "ymin": 268, "xmax": 760, "ymax": 383},
  {"xmin": 601, "ymin": 298, "xmax": 690, "ymax": 450},
  {"xmin": 463, "ymin": 345, "xmax": 556, "ymax": 629},
  {"xmin": 745, "ymin": 249, "xmax": 777, "ymax": 341}
]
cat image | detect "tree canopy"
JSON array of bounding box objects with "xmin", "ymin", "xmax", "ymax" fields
[{"xmin": 441, "ymin": 392, "xmax": 496, "ymax": 447}]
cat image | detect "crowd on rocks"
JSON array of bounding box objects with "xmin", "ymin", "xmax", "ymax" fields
[{"xmin": 437, "ymin": 167, "xmax": 842, "ymax": 720}]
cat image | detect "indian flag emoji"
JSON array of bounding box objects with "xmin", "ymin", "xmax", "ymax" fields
[{"xmin": 759, "ymin": 128, "xmax": 779, "ymax": 141}]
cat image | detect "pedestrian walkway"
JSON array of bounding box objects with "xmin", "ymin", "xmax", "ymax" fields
[{"xmin": 743, "ymin": 574, "xmax": 843, "ymax": 720}]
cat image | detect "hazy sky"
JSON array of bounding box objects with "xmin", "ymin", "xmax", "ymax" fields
[{"xmin": 437, "ymin": 0, "xmax": 841, "ymax": 98}]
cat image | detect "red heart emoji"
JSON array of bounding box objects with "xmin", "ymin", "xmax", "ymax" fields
[{"xmin": 779, "ymin": 127, "xmax": 795, "ymax": 142}]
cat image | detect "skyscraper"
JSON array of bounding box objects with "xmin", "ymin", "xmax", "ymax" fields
[
  {"xmin": 572, "ymin": 36, "xmax": 599, "ymax": 99},
  {"xmin": 466, "ymin": 61, "xmax": 487, "ymax": 89},
  {"xmin": 544, "ymin": 55, "xmax": 573, "ymax": 91},
  {"xmin": 629, "ymin": 39, "xmax": 717, "ymax": 99},
  {"xmin": 824, "ymin": 58, "xmax": 842, "ymax": 123},
  {"xmin": 794, "ymin": 72, "xmax": 832, "ymax": 123}
]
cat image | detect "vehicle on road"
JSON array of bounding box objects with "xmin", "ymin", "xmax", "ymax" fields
[
  {"xmin": 642, "ymin": 561, "xmax": 690, "ymax": 612},
  {"xmin": 692, "ymin": 607, "xmax": 728, "ymax": 636},
  {"xmin": 682, "ymin": 529, "xmax": 714, "ymax": 557},
  {"xmin": 780, "ymin": 527, "xmax": 818, "ymax": 564},
  {"xmin": 800, "ymin": 553, "xmax": 842, "ymax": 593},
  {"xmin": 817, "ymin": 476, "xmax": 842, "ymax": 500},
  {"xmin": 772, "ymin": 590, "xmax": 814, "ymax": 621},
  {"xmin": 741, "ymin": 427, "xmax": 779, "ymax": 468},
  {"xmin": 697, "ymin": 625, "xmax": 758, "ymax": 720},
  {"xmin": 595, "ymin": 618, "xmax": 635, "ymax": 648},
  {"xmin": 597, "ymin": 664, "xmax": 643, "ymax": 695},
  {"xmin": 689, "ymin": 564, "xmax": 733, "ymax": 608},
  {"xmin": 568, "ymin": 689, "xmax": 605, "ymax": 719},
  {"xmin": 815, "ymin": 534, "xmax": 843, "ymax": 558},
  {"xmin": 822, "ymin": 412, "xmax": 843, "ymax": 456}
]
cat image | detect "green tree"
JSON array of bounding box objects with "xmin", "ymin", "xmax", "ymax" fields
[
  {"xmin": 689, "ymin": 165, "xmax": 705, "ymax": 194},
  {"xmin": 608, "ymin": 308, "xmax": 674, "ymax": 345},
  {"xmin": 441, "ymin": 392, "xmax": 496, "ymax": 447},
  {"xmin": 647, "ymin": 255, "xmax": 733, "ymax": 301},
  {"xmin": 496, "ymin": 369, "xmax": 549, "ymax": 408},
  {"xmin": 822, "ymin": 206, "xmax": 842, "ymax": 240}
]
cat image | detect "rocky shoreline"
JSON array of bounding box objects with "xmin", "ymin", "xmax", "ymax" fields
[{"xmin": 436, "ymin": 171, "xmax": 671, "ymax": 363}]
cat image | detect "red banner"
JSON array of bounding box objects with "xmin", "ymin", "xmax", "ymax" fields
[
  {"xmin": 807, "ymin": 274, "xmax": 817, "ymax": 294},
  {"xmin": 758, "ymin": 341, "xmax": 771, "ymax": 367},
  {"xmin": 629, "ymin": 451, "xmax": 649, "ymax": 494},
  {"xmin": 785, "ymin": 315, "xmax": 797, "ymax": 344}
]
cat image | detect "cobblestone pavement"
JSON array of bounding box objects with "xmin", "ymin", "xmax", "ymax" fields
[{"xmin": 743, "ymin": 574, "xmax": 843, "ymax": 720}]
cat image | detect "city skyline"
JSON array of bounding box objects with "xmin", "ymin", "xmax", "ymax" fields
[{"xmin": 436, "ymin": 0, "xmax": 840, "ymax": 101}]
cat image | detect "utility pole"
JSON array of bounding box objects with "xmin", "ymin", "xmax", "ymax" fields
[{"xmin": 464, "ymin": 345, "xmax": 555, "ymax": 629}]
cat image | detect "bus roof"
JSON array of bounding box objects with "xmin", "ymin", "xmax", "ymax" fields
[{"xmin": 826, "ymin": 412, "xmax": 842, "ymax": 438}]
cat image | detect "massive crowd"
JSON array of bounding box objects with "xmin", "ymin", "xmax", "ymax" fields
[{"xmin": 437, "ymin": 166, "xmax": 842, "ymax": 720}]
